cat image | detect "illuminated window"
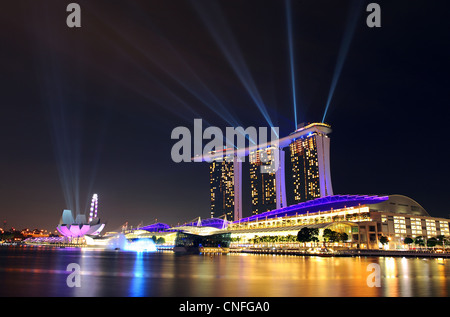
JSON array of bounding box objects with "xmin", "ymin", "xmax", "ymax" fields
[
  {"xmin": 411, "ymin": 218, "xmax": 422, "ymax": 237},
  {"xmin": 426, "ymin": 219, "xmax": 437, "ymax": 237},
  {"xmin": 394, "ymin": 216, "xmax": 406, "ymax": 234},
  {"xmin": 439, "ymin": 221, "xmax": 449, "ymax": 235}
]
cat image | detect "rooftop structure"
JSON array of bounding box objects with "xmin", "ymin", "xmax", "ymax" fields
[
  {"xmin": 184, "ymin": 217, "xmax": 229, "ymax": 230},
  {"xmin": 234, "ymin": 194, "xmax": 388, "ymax": 224},
  {"xmin": 368, "ymin": 194, "xmax": 430, "ymax": 217},
  {"xmin": 287, "ymin": 123, "xmax": 333, "ymax": 203},
  {"xmin": 198, "ymin": 122, "xmax": 333, "ymax": 160},
  {"xmin": 139, "ymin": 223, "xmax": 171, "ymax": 232}
]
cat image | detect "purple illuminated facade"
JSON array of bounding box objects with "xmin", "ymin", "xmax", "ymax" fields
[
  {"xmin": 139, "ymin": 223, "xmax": 171, "ymax": 232},
  {"xmin": 135, "ymin": 196, "xmax": 388, "ymax": 235},
  {"xmin": 56, "ymin": 222, "xmax": 105, "ymax": 238},
  {"xmin": 233, "ymin": 194, "xmax": 389, "ymax": 224}
]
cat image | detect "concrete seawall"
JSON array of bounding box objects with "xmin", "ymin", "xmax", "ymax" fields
[{"xmin": 234, "ymin": 248, "xmax": 450, "ymax": 258}]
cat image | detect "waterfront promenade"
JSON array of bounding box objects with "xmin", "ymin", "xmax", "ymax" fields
[
  {"xmin": 235, "ymin": 247, "xmax": 450, "ymax": 258},
  {"xmin": 6, "ymin": 241, "xmax": 450, "ymax": 258}
]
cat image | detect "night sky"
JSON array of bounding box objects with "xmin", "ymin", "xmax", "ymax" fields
[{"xmin": 1, "ymin": 0, "xmax": 450, "ymax": 232}]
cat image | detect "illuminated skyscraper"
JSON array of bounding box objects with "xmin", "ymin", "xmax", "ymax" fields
[
  {"xmin": 209, "ymin": 151, "xmax": 242, "ymax": 221},
  {"xmin": 249, "ymin": 145, "xmax": 286, "ymax": 214},
  {"xmin": 206, "ymin": 122, "xmax": 332, "ymax": 220},
  {"xmin": 287, "ymin": 123, "xmax": 333, "ymax": 204}
]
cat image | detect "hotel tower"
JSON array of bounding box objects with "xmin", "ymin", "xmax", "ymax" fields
[
  {"xmin": 208, "ymin": 122, "xmax": 332, "ymax": 221},
  {"xmin": 287, "ymin": 123, "xmax": 333, "ymax": 203},
  {"xmin": 249, "ymin": 145, "xmax": 287, "ymax": 214},
  {"xmin": 209, "ymin": 150, "xmax": 242, "ymax": 222}
]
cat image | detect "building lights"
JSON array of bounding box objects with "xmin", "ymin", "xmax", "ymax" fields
[{"xmin": 210, "ymin": 154, "xmax": 238, "ymax": 221}]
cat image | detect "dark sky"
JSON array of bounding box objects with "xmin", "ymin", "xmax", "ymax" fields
[{"xmin": 1, "ymin": 0, "xmax": 450, "ymax": 232}]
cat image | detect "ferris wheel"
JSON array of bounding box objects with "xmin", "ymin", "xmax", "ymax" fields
[{"xmin": 88, "ymin": 193, "xmax": 99, "ymax": 223}]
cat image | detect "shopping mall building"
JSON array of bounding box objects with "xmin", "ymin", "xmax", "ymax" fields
[
  {"xmin": 128, "ymin": 194, "xmax": 450, "ymax": 250},
  {"xmin": 223, "ymin": 194, "xmax": 449, "ymax": 250}
]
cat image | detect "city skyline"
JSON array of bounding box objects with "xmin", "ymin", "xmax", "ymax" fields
[{"xmin": 1, "ymin": 0, "xmax": 450, "ymax": 232}]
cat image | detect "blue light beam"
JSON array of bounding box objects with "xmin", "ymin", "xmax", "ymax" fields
[
  {"xmin": 86, "ymin": 3, "xmax": 257, "ymax": 145},
  {"xmin": 191, "ymin": 0, "xmax": 278, "ymax": 138},
  {"xmin": 285, "ymin": 0, "xmax": 298, "ymax": 129},
  {"xmin": 322, "ymin": 0, "xmax": 364, "ymax": 123}
]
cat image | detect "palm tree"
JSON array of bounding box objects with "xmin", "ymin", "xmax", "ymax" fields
[{"xmin": 287, "ymin": 234, "xmax": 296, "ymax": 244}]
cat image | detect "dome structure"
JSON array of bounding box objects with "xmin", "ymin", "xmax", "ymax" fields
[{"xmin": 368, "ymin": 194, "xmax": 430, "ymax": 217}]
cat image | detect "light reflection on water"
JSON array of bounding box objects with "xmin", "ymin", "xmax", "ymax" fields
[
  {"xmin": 0, "ymin": 247, "xmax": 449, "ymax": 297},
  {"xmin": 130, "ymin": 251, "xmax": 145, "ymax": 297}
]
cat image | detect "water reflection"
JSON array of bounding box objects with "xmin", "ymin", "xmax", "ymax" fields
[
  {"xmin": 130, "ymin": 252, "xmax": 145, "ymax": 297},
  {"xmin": 400, "ymin": 257, "xmax": 412, "ymax": 297},
  {"xmin": 376, "ymin": 257, "xmax": 450, "ymax": 297},
  {"xmin": 0, "ymin": 247, "xmax": 449, "ymax": 297}
]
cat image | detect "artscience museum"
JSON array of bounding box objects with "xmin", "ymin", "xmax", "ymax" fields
[{"xmin": 56, "ymin": 209, "xmax": 105, "ymax": 238}]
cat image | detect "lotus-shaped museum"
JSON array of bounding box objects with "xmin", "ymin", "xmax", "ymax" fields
[
  {"xmin": 56, "ymin": 209, "xmax": 105, "ymax": 237},
  {"xmin": 56, "ymin": 194, "xmax": 105, "ymax": 238}
]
